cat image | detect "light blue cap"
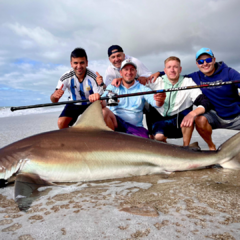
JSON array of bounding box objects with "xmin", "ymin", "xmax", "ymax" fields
[{"xmin": 196, "ymin": 48, "xmax": 214, "ymax": 60}]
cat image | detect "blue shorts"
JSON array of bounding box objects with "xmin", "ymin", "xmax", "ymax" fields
[
  {"xmin": 152, "ymin": 108, "xmax": 192, "ymax": 138},
  {"xmin": 115, "ymin": 115, "xmax": 149, "ymax": 139},
  {"xmin": 59, "ymin": 103, "xmax": 90, "ymax": 126},
  {"xmin": 203, "ymin": 110, "xmax": 240, "ymax": 130}
]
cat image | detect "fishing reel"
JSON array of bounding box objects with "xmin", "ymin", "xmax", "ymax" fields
[{"xmin": 106, "ymin": 91, "xmax": 118, "ymax": 106}]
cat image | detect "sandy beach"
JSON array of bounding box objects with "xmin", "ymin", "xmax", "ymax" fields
[{"xmin": 0, "ymin": 111, "xmax": 240, "ymax": 240}]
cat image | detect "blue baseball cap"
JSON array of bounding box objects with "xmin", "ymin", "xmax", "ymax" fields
[
  {"xmin": 196, "ymin": 48, "xmax": 214, "ymax": 60},
  {"xmin": 108, "ymin": 45, "xmax": 123, "ymax": 57}
]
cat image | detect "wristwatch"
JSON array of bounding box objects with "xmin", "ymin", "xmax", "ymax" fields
[{"xmin": 99, "ymin": 82, "xmax": 104, "ymax": 87}]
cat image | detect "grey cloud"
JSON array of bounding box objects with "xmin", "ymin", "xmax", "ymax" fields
[{"xmin": 0, "ymin": 0, "xmax": 240, "ymax": 106}]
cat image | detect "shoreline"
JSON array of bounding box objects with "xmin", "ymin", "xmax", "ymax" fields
[
  {"xmin": 0, "ymin": 111, "xmax": 238, "ymax": 149},
  {"xmin": 0, "ymin": 111, "xmax": 60, "ymax": 148}
]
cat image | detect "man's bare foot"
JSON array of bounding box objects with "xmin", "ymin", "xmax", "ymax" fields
[{"xmin": 209, "ymin": 144, "xmax": 216, "ymax": 151}]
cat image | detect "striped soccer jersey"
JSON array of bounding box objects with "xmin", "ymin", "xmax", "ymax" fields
[{"xmin": 56, "ymin": 68, "xmax": 104, "ymax": 105}]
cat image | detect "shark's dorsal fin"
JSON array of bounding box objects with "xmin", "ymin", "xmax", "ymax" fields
[{"xmin": 73, "ymin": 101, "xmax": 112, "ymax": 131}]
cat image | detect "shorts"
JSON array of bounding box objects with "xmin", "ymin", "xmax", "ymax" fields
[
  {"xmin": 59, "ymin": 103, "xmax": 90, "ymax": 126},
  {"xmin": 115, "ymin": 115, "xmax": 149, "ymax": 139},
  {"xmin": 152, "ymin": 108, "xmax": 192, "ymax": 139},
  {"xmin": 203, "ymin": 110, "xmax": 240, "ymax": 130},
  {"xmin": 145, "ymin": 104, "xmax": 163, "ymax": 135}
]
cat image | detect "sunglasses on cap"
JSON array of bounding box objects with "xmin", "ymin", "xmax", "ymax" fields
[{"xmin": 197, "ymin": 57, "xmax": 213, "ymax": 65}]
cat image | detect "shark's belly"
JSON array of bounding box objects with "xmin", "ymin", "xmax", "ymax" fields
[{"xmin": 20, "ymin": 149, "xmax": 168, "ymax": 182}]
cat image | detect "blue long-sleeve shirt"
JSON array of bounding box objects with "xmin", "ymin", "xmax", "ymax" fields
[{"xmin": 102, "ymin": 81, "xmax": 158, "ymax": 127}]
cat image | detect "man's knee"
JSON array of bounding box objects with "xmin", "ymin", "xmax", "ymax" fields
[
  {"xmin": 58, "ymin": 117, "xmax": 71, "ymax": 129},
  {"xmin": 102, "ymin": 108, "xmax": 117, "ymax": 130},
  {"xmin": 154, "ymin": 133, "xmax": 167, "ymax": 142},
  {"xmin": 102, "ymin": 108, "xmax": 111, "ymax": 121},
  {"xmin": 195, "ymin": 115, "xmax": 208, "ymax": 128}
]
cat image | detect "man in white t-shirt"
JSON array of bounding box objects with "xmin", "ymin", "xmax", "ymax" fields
[{"xmin": 96, "ymin": 45, "xmax": 152, "ymax": 88}]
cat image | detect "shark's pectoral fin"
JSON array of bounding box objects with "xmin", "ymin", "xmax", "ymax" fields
[
  {"xmin": 73, "ymin": 101, "xmax": 113, "ymax": 131},
  {"xmin": 14, "ymin": 173, "xmax": 52, "ymax": 211},
  {"xmin": 220, "ymin": 156, "xmax": 240, "ymax": 169}
]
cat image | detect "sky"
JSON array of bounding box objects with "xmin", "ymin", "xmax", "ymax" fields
[{"xmin": 1, "ymin": 0, "xmax": 240, "ymax": 107}]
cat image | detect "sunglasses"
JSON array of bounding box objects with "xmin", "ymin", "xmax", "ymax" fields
[{"xmin": 197, "ymin": 57, "xmax": 213, "ymax": 65}]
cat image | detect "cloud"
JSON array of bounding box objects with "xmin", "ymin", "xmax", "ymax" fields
[
  {"xmin": 0, "ymin": 0, "xmax": 240, "ymax": 106},
  {"xmin": 8, "ymin": 23, "xmax": 52, "ymax": 46}
]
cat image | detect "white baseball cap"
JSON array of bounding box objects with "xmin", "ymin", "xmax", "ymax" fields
[{"xmin": 120, "ymin": 59, "xmax": 137, "ymax": 70}]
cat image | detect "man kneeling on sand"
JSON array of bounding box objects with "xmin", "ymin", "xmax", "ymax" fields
[
  {"xmin": 146, "ymin": 56, "xmax": 213, "ymax": 146},
  {"xmin": 89, "ymin": 59, "xmax": 166, "ymax": 138}
]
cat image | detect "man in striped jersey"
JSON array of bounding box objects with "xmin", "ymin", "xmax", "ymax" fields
[{"xmin": 50, "ymin": 48, "xmax": 104, "ymax": 129}]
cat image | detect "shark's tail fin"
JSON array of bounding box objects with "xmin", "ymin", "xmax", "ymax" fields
[{"xmin": 217, "ymin": 132, "xmax": 240, "ymax": 169}]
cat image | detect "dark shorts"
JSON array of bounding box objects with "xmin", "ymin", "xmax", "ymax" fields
[
  {"xmin": 203, "ymin": 110, "xmax": 240, "ymax": 130},
  {"xmin": 115, "ymin": 115, "xmax": 149, "ymax": 139},
  {"xmin": 145, "ymin": 104, "xmax": 162, "ymax": 135},
  {"xmin": 59, "ymin": 103, "xmax": 90, "ymax": 126},
  {"xmin": 152, "ymin": 108, "xmax": 192, "ymax": 139}
]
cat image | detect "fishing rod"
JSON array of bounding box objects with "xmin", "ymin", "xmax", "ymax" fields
[{"xmin": 10, "ymin": 79, "xmax": 240, "ymax": 112}]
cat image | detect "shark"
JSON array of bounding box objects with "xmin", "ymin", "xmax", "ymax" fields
[{"xmin": 1, "ymin": 101, "xmax": 240, "ymax": 210}]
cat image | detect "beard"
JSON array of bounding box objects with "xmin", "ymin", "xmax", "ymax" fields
[{"xmin": 124, "ymin": 79, "xmax": 135, "ymax": 85}]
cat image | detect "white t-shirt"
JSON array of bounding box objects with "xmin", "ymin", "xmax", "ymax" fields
[
  {"xmin": 104, "ymin": 55, "xmax": 152, "ymax": 86},
  {"xmin": 56, "ymin": 68, "xmax": 104, "ymax": 105}
]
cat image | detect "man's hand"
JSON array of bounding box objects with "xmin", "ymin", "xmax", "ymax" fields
[
  {"xmin": 89, "ymin": 93, "xmax": 101, "ymax": 102},
  {"xmin": 180, "ymin": 112, "xmax": 197, "ymax": 127},
  {"xmin": 96, "ymin": 72, "xmax": 104, "ymax": 86},
  {"xmin": 111, "ymin": 78, "xmax": 122, "ymax": 87},
  {"xmin": 89, "ymin": 93, "xmax": 107, "ymax": 108},
  {"xmin": 180, "ymin": 107, "xmax": 205, "ymax": 128},
  {"xmin": 147, "ymin": 72, "xmax": 160, "ymax": 83},
  {"xmin": 51, "ymin": 84, "xmax": 64, "ymax": 103},
  {"xmin": 154, "ymin": 92, "xmax": 166, "ymax": 107},
  {"xmin": 137, "ymin": 77, "xmax": 148, "ymax": 85}
]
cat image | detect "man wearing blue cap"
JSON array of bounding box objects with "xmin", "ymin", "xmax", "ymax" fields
[
  {"xmin": 149, "ymin": 48, "xmax": 240, "ymax": 150},
  {"xmin": 96, "ymin": 45, "xmax": 152, "ymax": 87}
]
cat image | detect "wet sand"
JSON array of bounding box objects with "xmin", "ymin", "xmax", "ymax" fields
[{"xmin": 0, "ymin": 112, "xmax": 240, "ymax": 239}]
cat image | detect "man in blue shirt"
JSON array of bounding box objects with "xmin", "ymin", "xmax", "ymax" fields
[
  {"xmin": 149, "ymin": 48, "xmax": 240, "ymax": 150},
  {"xmin": 89, "ymin": 59, "xmax": 166, "ymax": 138}
]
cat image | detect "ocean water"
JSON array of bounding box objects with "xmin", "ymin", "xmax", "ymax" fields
[{"xmin": 0, "ymin": 106, "xmax": 62, "ymax": 118}]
